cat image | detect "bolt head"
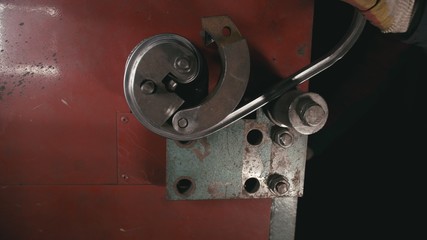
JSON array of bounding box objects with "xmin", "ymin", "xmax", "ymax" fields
[
  {"xmin": 278, "ymin": 132, "xmax": 293, "ymax": 148},
  {"xmin": 272, "ymin": 128, "xmax": 294, "ymax": 148},
  {"xmin": 178, "ymin": 118, "xmax": 188, "ymax": 128},
  {"xmin": 302, "ymin": 104, "xmax": 326, "ymax": 126},
  {"xmin": 275, "ymin": 182, "xmax": 289, "ymax": 194},
  {"xmin": 267, "ymin": 173, "xmax": 290, "ymax": 195},
  {"xmin": 140, "ymin": 80, "xmax": 156, "ymax": 94},
  {"xmin": 174, "ymin": 57, "xmax": 191, "ymax": 73}
]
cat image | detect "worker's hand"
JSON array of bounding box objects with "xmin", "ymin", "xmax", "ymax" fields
[{"xmin": 342, "ymin": 0, "xmax": 416, "ymax": 33}]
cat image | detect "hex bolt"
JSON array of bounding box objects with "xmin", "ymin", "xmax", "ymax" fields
[
  {"xmin": 178, "ymin": 118, "xmax": 188, "ymax": 128},
  {"xmin": 275, "ymin": 182, "xmax": 289, "ymax": 195},
  {"xmin": 272, "ymin": 127, "xmax": 294, "ymax": 148},
  {"xmin": 267, "ymin": 174, "xmax": 290, "ymax": 195},
  {"xmin": 297, "ymin": 98, "xmax": 326, "ymax": 127},
  {"xmin": 279, "ymin": 131, "xmax": 293, "ymax": 148},
  {"xmin": 140, "ymin": 80, "xmax": 156, "ymax": 94},
  {"xmin": 174, "ymin": 56, "xmax": 191, "ymax": 73},
  {"xmin": 266, "ymin": 91, "xmax": 328, "ymax": 135}
]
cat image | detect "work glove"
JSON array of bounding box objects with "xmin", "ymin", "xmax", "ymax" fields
[{"xmin": 342, "ymin": 0, "xmax": 416, "ymax": 33}]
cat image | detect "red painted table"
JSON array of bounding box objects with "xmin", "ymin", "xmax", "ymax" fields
[{"xmin": 0, "ymin": 1, "xmax": 313, "ymax": 239}]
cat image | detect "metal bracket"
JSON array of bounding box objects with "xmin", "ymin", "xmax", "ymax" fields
[
  {"xmin": 172, "ymin": 16, "xmax": 250, "ymax": 136},
  {"xmin": 124, "ymin": 34, "xmax": 206, "ymax": 131},
  {"xmin": 166, "ymin": 109, "xmax": 307, "ymax": 200},
  {"xmin": 124, "ymin": 16, "xmax": 250, "ymax": 140}
]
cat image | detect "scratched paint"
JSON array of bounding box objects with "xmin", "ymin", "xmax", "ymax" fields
[
  {"xmin": 191, "ymin": 137, "xmax": 211, "ymax": 161},
  {"xmin": 166, "ymin": 120, "xmax": 245, "ymax": 200},
  {"xmin": 167, "ymin": 109, "xmax": 307, "ymax": 200}
]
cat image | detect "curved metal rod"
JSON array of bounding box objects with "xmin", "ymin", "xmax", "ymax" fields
[{"xmin": 175, "ymin": 11, "xmax": 366, "ymax": 141}]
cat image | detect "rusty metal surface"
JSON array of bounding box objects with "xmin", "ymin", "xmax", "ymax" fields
[
  {"xmin": 166, "ymin": 110, "xmax": 307, "ymax": 200},
  {"xmin": 0, "ymin": 0, "xmax": 314, "ymax": 239},
  {"xmin": 166, "ymin": 120, "xmax": 245, "ymax": 199}
]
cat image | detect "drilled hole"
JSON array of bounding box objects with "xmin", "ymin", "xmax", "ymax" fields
[
  {"xmin": 247, "ymin": 129, "xmax": 263, "ymax": 145},
  {"xmin": 176, "ymin": 178, "xmax": 194, "ymax": 196},
  {"xmin": 244, "ymin": 178, "xmax": 260, "ymax": 193},
  {"xmin": 222, "ymin": 26, "xmax": 231, "ymax": 37}
]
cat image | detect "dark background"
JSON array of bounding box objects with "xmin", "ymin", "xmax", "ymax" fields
[{"xmin": 296, "ymin": 1, "xmax": 425, "ymax": 239}]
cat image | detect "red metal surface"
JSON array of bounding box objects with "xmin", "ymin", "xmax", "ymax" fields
[
  {"xmin": 0, "ymin": 0, "xmax": 313, "ymax": 239},
  {"xmin": 117, "ymin": 112, "xmax": 165, "ymax": 185},
  {"xmin": 0, "ymin": 186, "xmax": 271, "ymax": 240}
]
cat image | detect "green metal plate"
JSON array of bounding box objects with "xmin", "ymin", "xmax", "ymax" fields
[{"xmin": 166, "ymin": 110, "xmax": 307, "ymax": 200}]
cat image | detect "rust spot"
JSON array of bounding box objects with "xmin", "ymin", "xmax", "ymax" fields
[
  {"xmin": 271, "ymin": 151, "xmax": 276, "ymax": 159},
  {"xmin": 292, "ymin": 169, "xmax": 301, "ymax": 187},
  {"xmin": 207, "ymin": 183, "xmax": 222, "ymax": 198},
  {"xmin": 19, "ymin": 22, "xmax": 24, "ymax": 26},
  {"xmin": 277, "ymin": 159, "xmax": 289, "ymax": 169},
  {"xmin": 192, "ymin": 137, "xmax": 211, "ymax": 161}
]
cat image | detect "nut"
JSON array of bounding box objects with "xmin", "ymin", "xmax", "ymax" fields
[
  {"xmin": 267, "ymin": 173, "xmax": 290, "ymax": 195},
  {"xmin": 272, "ymin": 127, "xmax": 294, "ymax": 148}
]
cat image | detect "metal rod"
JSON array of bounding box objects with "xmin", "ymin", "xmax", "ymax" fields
[{"xmin": 181, "ymin": 11, "xmax": 366, "ymax": 141}]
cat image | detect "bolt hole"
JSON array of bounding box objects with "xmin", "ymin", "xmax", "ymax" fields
[
  {"xmin": 222, "ymin": 26, "xmax": 231, "ymax": 37},
  {"xmin": 247, "ymin": 129, "xmax": 263, "ymax": 145},
  {"xmin": 244, "ymin": 177, "xmax": 260, "ymax": 193},
  {"xmin": 176, "ymin": 178, "xmax": 194, "ymax": 196}
]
